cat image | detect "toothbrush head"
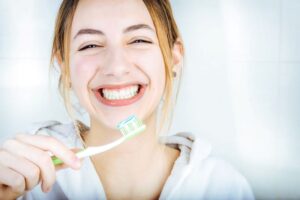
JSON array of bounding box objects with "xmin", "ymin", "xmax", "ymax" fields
[{"xmin": 117, "ymin": 115, "xmax": 146, "ymax": 140}]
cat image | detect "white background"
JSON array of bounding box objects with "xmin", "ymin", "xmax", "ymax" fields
[{"xmin": 0, "ymin": 0, "xmax": 299, "ymax": 199}]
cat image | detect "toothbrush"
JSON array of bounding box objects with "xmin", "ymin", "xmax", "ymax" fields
[{"xmin": 52, "ymin": 115, "xmax": 146, "ymax": 165}]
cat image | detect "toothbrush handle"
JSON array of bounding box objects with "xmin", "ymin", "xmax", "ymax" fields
[
  {"xmin": 51, "ymin": 137, "xmax": 126, "ymax": 165},
  {"xmin": 52, "ymin": 156, "xmax": 63, "ymax": 165},
  {"xmin": 51, "ymin": 149, "xmax": 84, "ymax": 166}
]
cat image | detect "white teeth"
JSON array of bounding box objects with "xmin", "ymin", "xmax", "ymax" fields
[{"xmin": 102, "ymin": 85, "xmax": 139, "ymax": 100}]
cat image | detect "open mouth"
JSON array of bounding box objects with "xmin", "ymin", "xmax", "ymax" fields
[{"xmin": 93, "ymin": 84, "xmax": 145, "ymax": 107}]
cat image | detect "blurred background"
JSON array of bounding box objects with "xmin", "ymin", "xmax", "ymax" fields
[{"xmin": 0, "ymin": 0, "xmax": 299, "ymax": 199}]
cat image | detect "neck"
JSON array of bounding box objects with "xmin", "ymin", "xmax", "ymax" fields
[
  {"xmin": 83, "ymin": 114, "xmax": 179, "ymax": 199},
  {"xmin": 84, "ymin": 113, "xmax": 165, "ymax": 170}
]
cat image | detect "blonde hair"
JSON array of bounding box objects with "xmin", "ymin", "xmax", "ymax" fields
[{"xmin": 50, "ymin": 0, "xmax": 184, "ymax": 133}]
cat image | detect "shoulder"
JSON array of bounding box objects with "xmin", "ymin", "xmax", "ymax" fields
[
  {"xmin": 164, "ymin": 132, "xmax": 255, "ymax": 199},
  {"xmin": 188, "ymin": 133, "xmax": 254, "ymax": 199}
]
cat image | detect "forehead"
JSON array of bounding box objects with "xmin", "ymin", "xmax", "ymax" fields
[{"xmin": 71, "ymin": 0, "xmax": 155, "ymax": 36}]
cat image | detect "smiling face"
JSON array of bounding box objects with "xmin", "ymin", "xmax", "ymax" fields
[{"xmin": 69, "ymin": 0, "xmax": 166, "ymax": 129}]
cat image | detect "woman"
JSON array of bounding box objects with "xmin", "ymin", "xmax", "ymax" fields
[{"xmin": 0, "ymin": 0, "xmax": 254, "ymax": 199}]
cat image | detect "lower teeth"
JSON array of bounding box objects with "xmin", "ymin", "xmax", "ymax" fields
[{"xmin": 105, "ymin": 94, "xmax": 136, "ymax": 100}]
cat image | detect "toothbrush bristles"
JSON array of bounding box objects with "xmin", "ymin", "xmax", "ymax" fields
[{"xmin": 117, "ymin": 115, "xmax": 146, "ymax": 137}]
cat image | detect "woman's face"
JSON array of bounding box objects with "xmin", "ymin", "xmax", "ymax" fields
[{"xmin": 69, "ymin": 0, "xmax": 166, "ymax": 129}]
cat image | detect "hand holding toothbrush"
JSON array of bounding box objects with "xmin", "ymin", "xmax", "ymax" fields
[
  {"xmin": 0, "ymin": 134, "xmax": 82, "ymax": 200},
  {"xmin": 0, "ymin": 116, "xmax": 145, "ymax": 200}
]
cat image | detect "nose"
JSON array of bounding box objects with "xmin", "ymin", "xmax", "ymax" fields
[{"xmin": 101, "ymin": 47, "xmax": 130, "ymax": 78}]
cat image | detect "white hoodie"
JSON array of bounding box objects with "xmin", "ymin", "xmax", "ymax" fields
[{"xmin": 18, "ymin": 120, "xmax": 254, "ymax": 200}]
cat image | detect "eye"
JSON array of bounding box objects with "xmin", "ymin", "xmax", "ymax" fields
[
  {"xmin": 79, "ymin": 44, "xmax": 101, "ymax": 51},
  {"xmin": 130, "ymin": 39, "xmax": 152, "ymax": 44}
]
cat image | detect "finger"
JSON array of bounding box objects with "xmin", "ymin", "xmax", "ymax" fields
[
  {"xmin": 55, "ymin": 148, "xmax": 83, "ymax": 171},
  {"xmin": 0, "ymin": 164, "xmax": 25, "ymax": 195},
  {"xmin": 2, "ymin": 139, "xmax": 55, "ymax": 193},
  {"xmin": 0, "ymin": 150, "xmax": 40, "ymax": 191},
  {"xmin": 15, "ymin": 134, "xmax": 81, "ymax": 170}
]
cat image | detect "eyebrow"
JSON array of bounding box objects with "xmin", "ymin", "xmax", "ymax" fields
[
  {"xmin": 73, "ymin": 29, "xmax": 104, "ymax": 40},
  {"xmin": 123, "ymin": 24, "xmax": 154, "ymax": 33},
  {"xmin": 73, "ymin": 24, "xmax": 154, "ymax": 40}
]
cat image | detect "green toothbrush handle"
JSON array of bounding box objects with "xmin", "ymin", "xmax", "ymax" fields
[
  {"xmin": 52, "ymin": 156, "xmax": 63, "ymax": 165},
  {"xmin": 51, "ymin": 149, "xmax": 84, "ymax": 166}
]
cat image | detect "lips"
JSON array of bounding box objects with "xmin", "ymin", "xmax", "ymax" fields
[{"xmin": 92, "ymin": 83, "xmax": 146, "ymax": 107}]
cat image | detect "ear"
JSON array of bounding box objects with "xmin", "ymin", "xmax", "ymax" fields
[{"xmin": 171, "ymin": 38, "xmax": 184, "ymax": 77}]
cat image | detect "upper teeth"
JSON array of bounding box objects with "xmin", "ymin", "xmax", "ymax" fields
[{"xmin": 102, "ymin": 85, "xmax": 139, "ymax": 100}]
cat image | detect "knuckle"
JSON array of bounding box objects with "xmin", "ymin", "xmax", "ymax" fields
[
  {"xmin": 27, "ymin": 166, "xmax": 40, "ymax": 182},
  {"xmin": 38, "ymin": 152, "xmax": 52, "ymax": 166}
]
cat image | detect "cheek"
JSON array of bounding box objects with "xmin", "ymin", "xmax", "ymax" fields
[
  {"xmin": 150, "ymin": 61, "xmax": 166, "ymax": 97},
  {"xmin": 134, "ymin": 49, "xmax": 166, "ymax": 90},
  {"xmin": 69, "ymin": 56, "xmax": 100, "ymax": 106},
  {"xmin": 153, "ymin": 64, "xmax": 166, "ymax": 101},
  {"xmin": 70, "ymin": 56, "xmax": 99, "ymax": 89}
]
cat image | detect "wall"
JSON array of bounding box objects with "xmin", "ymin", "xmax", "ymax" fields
[{"xmin": 0, "ymin": 0, "xmax": 299, "ymax": 199}]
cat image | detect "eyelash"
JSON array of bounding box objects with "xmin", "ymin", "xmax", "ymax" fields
[
  {"xmin": 79, "ymin": 44, "xmax": 99, "ymax": 51},
  {"xmin": 79, "ymin": 39, "xmax": 152, "ymax": 51},
  {"xmin": 130, "ymin": 39, "xmax": 152, "ymax": 44}
]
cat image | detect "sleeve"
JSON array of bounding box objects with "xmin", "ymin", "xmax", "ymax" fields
[{"xmin": 24, "ymin": 120, "xmax": 62, "ymax": 135}]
